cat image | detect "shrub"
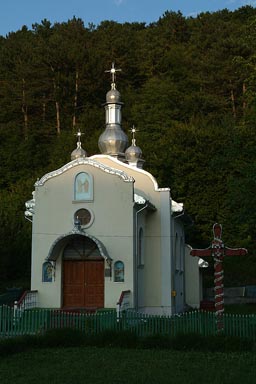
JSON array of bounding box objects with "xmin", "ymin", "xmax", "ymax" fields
[
  {"xmin": 40, "ymin": 328, "xmax": 87, "ymax": 348},
  {"xmin": 0, "ymin": 329, "xmax": 254, "ymax": 357},
  {"xmin": 170, "ymin": 332, "xmax": 254, "ymax": 352},
  {"xmin": 140, "ymin": 333, "xmax": 172, "ymax": 349},
  {"xmin": 171, "ymin": 333, "xmax": 206, "ymax": 351},
  {"xmin": 0, "ymin": 334, "xmax": 41, "ymax": 357},
  {"xmin": 93, "ymin": 329, "xmax": 138, "ymax": 348}
]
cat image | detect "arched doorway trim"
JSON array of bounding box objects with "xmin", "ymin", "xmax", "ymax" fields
[{"xmin": 46, "ymin": 231, "xmax": 111, "ymax": 263}]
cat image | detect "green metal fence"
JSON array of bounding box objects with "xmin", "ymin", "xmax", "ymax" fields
[{"xmin": 0, "ymin": 305, "xmax": 255, "ymax": 339}]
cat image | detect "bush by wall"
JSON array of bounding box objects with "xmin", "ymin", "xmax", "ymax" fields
[{"xmin": 0, "ymin": 329, "xmax": 254, "ymax": 358}]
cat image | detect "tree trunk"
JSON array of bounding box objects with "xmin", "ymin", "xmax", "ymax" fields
[
  {"xmin": 22, "ymin": 78, "xmax": 28, "ymax": 139},
  {"xmin": 72, "ymin": 69, "xmax": 79, "ymax": 130},
  {"xmin": 230, "ymin": 85, "xmax": 236, "ymax": 119},
  {"xmin": 55, "ymin": 100, "xmax": 61, "ymax": 135},
  {"xmin": 51, "ymin": 66, "xmax": 61, "ymax": 135},
  {"xmin": 242, "ymin": 82, "xmax": 246, "ymax": 113},
  {"xmin": 42, "ymin": 94, "xmax": 46, "ymax": 122}
]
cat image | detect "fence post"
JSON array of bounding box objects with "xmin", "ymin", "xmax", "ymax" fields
[{"xmin": 116, "ymin": 303, "xmax": 121, "ymax": 323}]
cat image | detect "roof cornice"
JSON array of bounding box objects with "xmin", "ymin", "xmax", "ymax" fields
[{"xmin": 35, "ymin": 157, "xmax": 134, "ymax": 186}]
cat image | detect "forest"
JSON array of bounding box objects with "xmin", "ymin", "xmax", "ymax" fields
[{"xmin": 1, "ymin": 5, "xmax": 256, "ymax": 290}]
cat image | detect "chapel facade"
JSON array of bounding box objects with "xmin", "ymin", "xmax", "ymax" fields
[{"xmin": 25, "ymin": 63, "xmax": 202, "ymax": 315}]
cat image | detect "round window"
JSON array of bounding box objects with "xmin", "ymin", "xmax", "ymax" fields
[{"xmin": 74, "ymin": 209, "xmax": 93, "ymax": 227}]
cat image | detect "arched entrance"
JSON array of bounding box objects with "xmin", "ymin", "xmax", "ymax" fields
[
  {"xmin": 47, "ymin": 232, "xmax": 111, "ymax": 309},
  {"xmin": 62, "ymin": 236, "xmax": 104, "ymax": 309}
]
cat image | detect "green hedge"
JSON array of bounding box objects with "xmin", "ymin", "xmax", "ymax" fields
[{"xmin": 0, "ymin": 329, "xmax": 254, "ymax": 358}]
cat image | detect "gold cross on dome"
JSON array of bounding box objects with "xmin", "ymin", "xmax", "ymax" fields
[{"xmin": 105, "ymin": 62, "xmax": 122, "ymax": 84}]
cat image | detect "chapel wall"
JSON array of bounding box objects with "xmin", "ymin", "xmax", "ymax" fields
[{"xmin": 31, "ymin": 163, "xmax": 135, "ymax": 308}]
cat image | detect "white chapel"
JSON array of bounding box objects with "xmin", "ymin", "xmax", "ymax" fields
[{"xmin": 25, "ymin": 63, "xmax": 203, "ymax": 315}]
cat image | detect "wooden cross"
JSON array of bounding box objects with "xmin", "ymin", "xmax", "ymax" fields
[{"xmin": 190, "ymin": 223, "xmax": 247, "ymax": 331}]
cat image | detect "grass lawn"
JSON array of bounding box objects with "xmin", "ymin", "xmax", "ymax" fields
[{"xmin": 0, "ymin": 346, "xmax": 255, "ymax": 384}]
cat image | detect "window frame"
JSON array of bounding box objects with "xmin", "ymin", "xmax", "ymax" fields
[
  {"xmin": 74, "ymin": 172, "xmax": 93, "ymax": 202},
  {"xmin": 114, "ymin": 260, "xmax": 125, "ymax": 283}
]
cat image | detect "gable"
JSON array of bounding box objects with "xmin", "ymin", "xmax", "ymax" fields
[
  {"xmin": 32, "ymin": 158, "xmax": 135, "ymax": 238},
  {"xmin": 35, "ymin": 157, "xmax": 134, "ymax": 187}
]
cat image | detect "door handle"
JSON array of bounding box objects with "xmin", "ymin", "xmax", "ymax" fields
[{"xmin": 84, "ymin": 282, "xmax": 87, "ymax": 287}]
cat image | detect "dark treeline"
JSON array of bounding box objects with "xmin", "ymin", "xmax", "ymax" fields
[{"xmin": 1, "ymin": 6, "xmax": 256, "ymax": 288}]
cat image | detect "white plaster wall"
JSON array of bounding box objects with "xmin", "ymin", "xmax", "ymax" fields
[
  {"xmin": 101, "ymin": 237, "xmax": 134, "ymax": 308},
  {"xmin": 137, "ymin": 211, "xmax": 146, "ymax": 309},
  {"xmin": 30, "ymin": 155, "xmax": 187, "ymax": 314},
  {"xmin": 185, "ymin": 244, "xmax": 200, "ymax": 308},
  {"xmin": 31, "ymin": 234, "xmax": 63, "ymax": 308},
  {"xmin": 92, "ymin": 156, "xmax": 173, "ymax": 312},
  {"xmin": 160, "ymin": 192, "xmax": 172, "ymax": 311},
  {"xmin": 171, "ymin": 218, "xmax": 185, "ymax": 313},
  {"xmin": 31, "ymin": 161, "xmax": 134, "ymax": 308}
]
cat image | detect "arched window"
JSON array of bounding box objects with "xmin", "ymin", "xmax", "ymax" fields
[
  {"xmin": 42, "ymin": 262, "xmax": 53, "ymax": 282},
  {"xmin": 74, "ymin": 172, "xmax": 93, "ymax": 201},
  {"xmin": 114, "ymin": 261, "xmax": 124, "ymax": 282}
]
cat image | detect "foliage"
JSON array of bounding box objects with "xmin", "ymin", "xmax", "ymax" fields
[
  {"xmin": 1, "ymin": 7, "xmax": 256, "ymax": 286},
  {"xmin": 170, "ymin": 332, "xmax": 254, "ymax": 352},
  {"xmin": 0, "ymin": 328, "xmax": 254, "ymax": 359}
]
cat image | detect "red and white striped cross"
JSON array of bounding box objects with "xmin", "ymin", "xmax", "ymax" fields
[{"xmin": 190, "ymin": 223, "xmax": 247, "ymax": 331}]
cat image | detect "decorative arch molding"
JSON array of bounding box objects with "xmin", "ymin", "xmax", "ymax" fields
[
  {"xmin": 46, "ymin": 231, "xmax": 112, "ymax": 263},
  {"xmin": 35, "ymin": 158, "xmax": 134, "ymax": 187}
]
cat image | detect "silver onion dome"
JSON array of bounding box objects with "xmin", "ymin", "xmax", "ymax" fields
[
  {"xmin": 98, "ymin": 63, "xmax": 128, "ymax": 161},
  {"xmin": 71, "ymin": 142, "xmax": 87, "ymax": 160},
  {"xmin": 125, "ymin": 126, "xmax": 144, "ymax": 168},
  {"xmin": 125, "ymin": 142, "xmax": 142, "ymax": 161},
  {"xmin": 71, "ymin": 130, "xmax": 87, "ymax": 160},
  {"xmin": 106, "ymin": 87, "xmax": 121, "ymax": 103},
  {"xmin": 98, "ymin": 126, "xmax": 128, "ymax": 155}
]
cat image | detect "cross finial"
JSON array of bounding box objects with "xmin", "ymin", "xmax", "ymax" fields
[
  {"xmin": 75, "ymin": 129, "xmax": 84, "ymax": 145},
  {"xmin": 130, "ymin": 125, "xmax": 138, "ymax": 146},
  {"xmin": 105, "ymin": 62, "xmax": 122, "ymax": 85}
]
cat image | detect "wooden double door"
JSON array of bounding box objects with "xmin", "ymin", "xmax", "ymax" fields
[{"xmin": 63, "ymin": 260, "xmax": 104, "ymax": 309}]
